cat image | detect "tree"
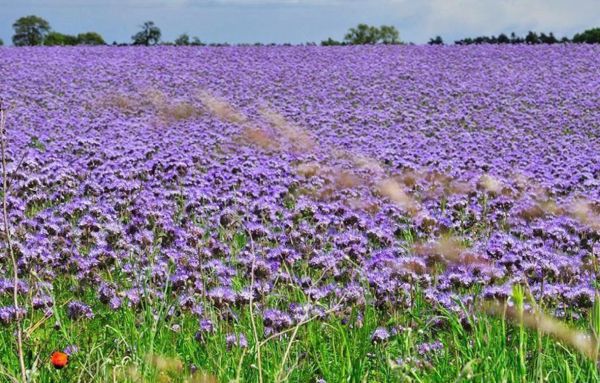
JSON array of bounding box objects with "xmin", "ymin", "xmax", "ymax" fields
[
  {"xmin": 321, "ymin": 37, "xmax": 343, "ymax": 46},
  {"xmin": 132, "ymin": 21, "xmax": 161, "ymax": 46},
  {"xmin": 344, "ymin": 24, "xmax": 380, "ymax": 45},
  {"xmin": 454, "ymin": 37, "xmax": 473, "ymax": 45},
  {"xmin": 44, "ymin": 31, "xmax": 78, "ymax": 46},
  {"xmin": 509, "ymin": 32, "xmax": 524, "ymax": 44},
  {"xmin": 190, "ymin": 37, "xmax": 204, "ymax": 46},
  {"xmin": 497, "ymin": 33, "xmax": 510, "ymax": 44},
  {"xmin": 525, "ymin": 31, "xmax": 540, "ymax": 44},
  {"xmin": 378, "ymin": 25, "xmax": 400, "ymax": 44},
  {"xmin": 539, "ymin": 32, "xmax": 558, "ymax": 44},
  {"xmin": 428, "ymin": 36, "xmax": 444, "ymax": 45},
  {"xmin": 453, "ymin": 31, "xmax": 568, "ymax": 45},
  {"xmin": 77, "ymin": 32, "xmax": 105, "ymax": 45},
  {"xmin": 573, "ymin": 28, "xmax": 600, "ymax": 44},
  {"xmin": 175, "ymin": 33, "xmax": 190, "ymax": 46},
  {"xmin": 12, "ymin": 15, "xmax": 51, "ymax": 46},
  {"xmin": 0, "ymin": 38, "xmax": 3, "ymax": 46}
]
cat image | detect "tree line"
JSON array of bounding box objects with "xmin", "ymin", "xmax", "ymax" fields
[
  {"xmin": 448, "ymin": 29, "xmax": 600, "ymax": 45},
  {"xmin": 1, "ymin": 15, "xmax": 599, "ymax": 47},
  {"xmin": 10, "ymin": 15, "xmax": 105, "ymax": 46}
]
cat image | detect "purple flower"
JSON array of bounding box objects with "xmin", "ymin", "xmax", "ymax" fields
[
  {"xmin": 263, "ymin": 309, "xmax": 293, "ymax": 335},
  {"xmin": 2, "ymin": 45, "xmax": 599, "ymax": 342},
  {"xmin": 195, "ymin": 318, "xmax": 216, "ymax": 343},
  {"xmin": 66, "ymin": 301, "xmax": 94, "ymax": 320},
  {"xmin": 199, "ymin": 318, "xmax": 215, "ymax": 333},
  {"xmin": 371, "ymin": 327, "xmax": 391, "ymax": 343},
  {"xmin": 0, "ymin": 306, "xmax": 26, "ymax": 325},
  {"xmin": 225, "ymin": 333, "xmax": 248, "ymax": 349},
  {"xmin": 64, "ymin": 345, "xmax": 79, "ymax": 356},
  {"xmin": 417, "ymin": 340, "xmax": 444, "ymax": 356},
  {"xmin": 32, "ymin": 296, "xmax": 53, "ymax": 310},
  {"xmin": 207, "ymin": 287, "xmax": 237, "ymax": 308}
]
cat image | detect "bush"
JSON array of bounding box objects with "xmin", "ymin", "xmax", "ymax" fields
[
  {"xmin": 428, "ymin": 36, "xmax": 444, "ymax": 45},
  {"xmin": 44, "ymin": 31, "xmax": 79, "ymax": 46},
  {"xmin": 77, "ymin": 32, "xmax": 105, "ymax": 45},
  {"xmin": 175, "ymin": 33, "xmax": 189, "ymax": 46},
  {"xmin": 321, "ymin": 38, "xmax": 343, "ymax": 46},
  {"xmin": 573, "ymin": 28, "xmax": 600, "ymax": 44}
]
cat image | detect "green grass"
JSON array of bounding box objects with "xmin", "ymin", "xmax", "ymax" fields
[
  {"xmin": 1, "ymin": 278, "xmax": 599, "ymax": 383},
  {"xmin": 2, "ymin": 202, "xmax": 598, "ymax": 382}
]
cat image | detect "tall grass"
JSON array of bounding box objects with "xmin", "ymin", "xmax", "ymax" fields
[{"xmin": 2, "ymin": 278, "xmax": 600, "ymax": 382}]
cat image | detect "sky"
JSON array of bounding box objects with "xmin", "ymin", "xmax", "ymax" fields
[{"xmin": 0, "ymin": 0, "xmax": 598, "ymax": 45}]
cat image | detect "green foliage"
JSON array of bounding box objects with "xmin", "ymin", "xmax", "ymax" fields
[
  {"xmin": 497, "ymin": 33, "xmax": 510, "ymax": 44},
  {"xmin": 12, "ymin": 15, "xmax": 105, "ymax": 47},
  {"xmin": 321, "ymin": 37, "xmax": 343, "ymax": 46},
  {"xmin": 45, "ymin": 31, "xmax": 105, "ymax": 46},
  {"xmin": 1, "ymin": 277, "xmax": 599, "ymax": 382},
  {"xmin": 344, "ymin": 23, "xmax": 381, "ymax": 45},
  {"xmin": 76, "ymin": 32, "xmax": 105, "ymax": 45},
  {"xmin": 428, "ymin": 36, "xmax": 444, "ymax": 45},
  {"xmin": 28, "ymin": 136, "xmax": 46, "ymax": 152},
  {"xmin": 573, "ymin": 28, "xmax": 600, "ymax": 44},
  {"xmin": 174, "ymin": 34, "xmax": 203, "ymax": 46},
  {"xmin": 132, "ymin": 21, "xmax": 162, "ymax": 46},
  {"xmin": 342, "ymin": 24, "xmax": 402, "ymax": 45},
  {"xmin": 12, "ymin": 15, "xmax": 51, "ymax": 46},
  {"xmin": 540, "ymin": 32, "xmax": 558, "ymax": 44},
  {"xmin": 378, "ymin": 25, "xmax": 400, "ymax": 44},
  {"xmin": 512, "ymin": 284, "xmax": 527, "ymax": 378},
  {"xmin": 174, "ymin": 33, "xmax": 190, "ymax": 46},
  {"xmin": 190, "ymin": 37, "xmax": 204, "ymax": 46},
  {"xmin": 0, "ymin": 38, "xmax": 3, "ymax": 46},
  {"xmin": 525, "ymin": 31, "xmax": 539, "ymax": 44},
  {"xmin": 591, "ymin": 292, "xmax": 600, "ymax": 360},
  {"xmin": 524, "ymin": 31, "xmax": 557, "ymax": 44},
  {"xmin": 455, "ymin": 31, "xmax": 566, "ymax": 45},
  {"xmin": 44, "ymin": 31, "xmax": 79, "ymax": 46}
]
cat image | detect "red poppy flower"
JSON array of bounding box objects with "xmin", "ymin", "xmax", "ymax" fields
[{"xmin": 50, "ymin": 351, "xmax": 68, "ymax": 369}]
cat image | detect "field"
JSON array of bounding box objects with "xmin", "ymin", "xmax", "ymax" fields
[{"xmin": 0, "ymin": 45, "xmax": 599, "ymax": 382}]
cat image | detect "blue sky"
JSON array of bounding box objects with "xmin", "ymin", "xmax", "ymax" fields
[{"xmin": 0, "ymin": 0, "xmax": 598, "ymax": 45}]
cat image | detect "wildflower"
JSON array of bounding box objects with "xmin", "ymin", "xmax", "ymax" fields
[
  {"xmin": 51, "ymin": 351, "xmax": 68, "ymax": 369},
  {"xmin": 371, "ymin": 327, "xmax": 391, "ymax": 343},
  {"xmin": 263, "ymin": 309, "xmax": 293, "ymax": 336},
  {"xmin": 195, "ymin": 318, "xmax": 215, "ymax": 343},
  {"xmin": 207, "ymin": 286, "xmax": 236, "ymax": 308},
  {"xmin": 0, "ymin": 306, "xmax": 26, "ymax": 325},
  {"xmin": 225, "ymin": 333, "xmax": 248, "ymax": 350},
  {"xmin": 66, "ymin": 301, "xmax": 94, "ymax": 320},
  {"xmin": 64, "ymin": 345, "xmax": 79, "ymax": 356},
  {"xmin": 417, "ymin": 340, "xmax": 444, "ymax": 356}
]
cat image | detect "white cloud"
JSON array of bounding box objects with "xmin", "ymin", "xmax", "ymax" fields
[{"xmin": 386, "ymin": 0, "xmax": 599, "ymax": 40}]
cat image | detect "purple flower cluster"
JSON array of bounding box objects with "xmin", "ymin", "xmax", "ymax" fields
[
  {"xmin": 66, "ymin": 301, "xmax": 94, "ymax": 320},
  {"xmin": 0, "ymin": 306, "xmax": 26, "ymax": 325},
  {"xmin": 0, "ymin": 45, "xmax": 598, "ymax": 333},
  {"xmin": 225, "ymin": 333, "xmax": 248, "ymax": 349},
  {"xmin": 417, "ymin": 340, "xmax": 444, "ymax": 356}
]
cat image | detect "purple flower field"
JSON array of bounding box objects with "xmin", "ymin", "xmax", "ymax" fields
[
  {"xmin": 0, "ymin": 45, "xmax": 599, "ymax": 380},
  {"xmin": 1, "ymin": 44, "xmax": 599, "ymax": 314}
]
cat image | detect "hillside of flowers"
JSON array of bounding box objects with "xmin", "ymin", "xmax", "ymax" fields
[{"xmin": 0, "ymin": 45, "xmax": 599, "ymax": 381}]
